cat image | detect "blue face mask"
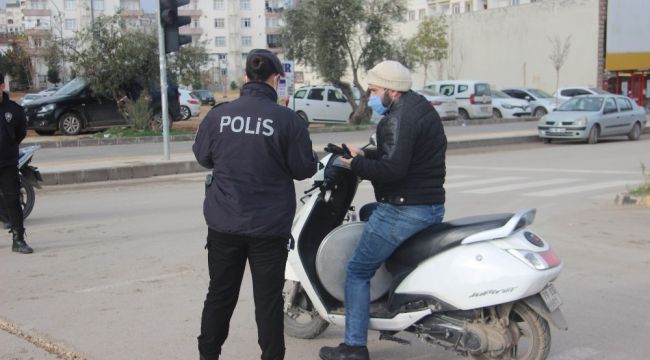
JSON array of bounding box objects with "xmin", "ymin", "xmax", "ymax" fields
[{"xmin": 368, "ymin": 95, "xmax": 388, "ymax": 115}]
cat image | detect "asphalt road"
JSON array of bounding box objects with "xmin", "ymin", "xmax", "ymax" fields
[
  {"xmin": 30, "ymin": 121, "xmax": 539, "ymax": 163},
  {"xmin": 1, "ymin": 137, "xmax": 649, "ymax": 360}
]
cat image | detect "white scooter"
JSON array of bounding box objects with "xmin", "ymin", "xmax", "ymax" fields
[{"xmin": 283, "ymin": 143, "xmax": 567, "ymax": 359}]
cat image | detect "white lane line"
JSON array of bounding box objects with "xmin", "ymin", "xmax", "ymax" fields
[
  {"xmin": 448, "ymin": 165, "xmax": 638, "ymax": 176},
  {"xmin": 463, "ymin": 178, "xmax": 581, "ymax": 194},
  {"xmin": 525, "ymin": 180, "xmax": 639, "ymax": 197},
  {"xmin": 445, "ymin": 177, "xmax": 526, "ymax": 190}
]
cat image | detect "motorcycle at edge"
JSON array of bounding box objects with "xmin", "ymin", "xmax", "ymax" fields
[
  {"xmin": 283, "ymin": 141, "xmax": 567, "ymax": 360},
  {"xmin": 0, "ymin": 145, "xmax": 42, "ymax": 225}
]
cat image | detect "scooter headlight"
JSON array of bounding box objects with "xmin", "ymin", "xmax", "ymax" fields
[{"xmin": 507, "ymin": 248, "xmax": 561, "ymax": 270}]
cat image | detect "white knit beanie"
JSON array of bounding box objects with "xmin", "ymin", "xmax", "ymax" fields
[{"xmin": 366, "ymin": 60, "xmax": 412, "ymax": 92}]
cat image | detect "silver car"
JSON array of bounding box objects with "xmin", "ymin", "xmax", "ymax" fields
[{"xmin": 537, "ymin": 95, "xmax": 647, "ymax": 144}]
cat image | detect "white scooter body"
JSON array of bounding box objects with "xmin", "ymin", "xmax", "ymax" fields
[{"xmin": 285, "ymin": 151, "xmax": 566, "ymax": 355}]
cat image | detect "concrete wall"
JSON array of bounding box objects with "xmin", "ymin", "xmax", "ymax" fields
[{"xmin": 402, "ymin": 0, "xmax": 600, "ymax": 93}]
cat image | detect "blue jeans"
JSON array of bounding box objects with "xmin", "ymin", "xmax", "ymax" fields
[{"xmin": 344, "ymin": 203, "xmax": 445, "ymax": 346}]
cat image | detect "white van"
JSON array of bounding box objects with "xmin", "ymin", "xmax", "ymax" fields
[{"xmin": 424, "ymin": 80, "xmax": 492, "ymax": 120}]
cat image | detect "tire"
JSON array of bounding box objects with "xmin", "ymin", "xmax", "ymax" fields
[
  {"xmin": 150, "ymin": 112, "xmax": 174, "ymax": 131},
  {"xmin": 458, "ymin": 108, "xmax": 470, "ymax": 120},
  {"xmin": 296, "ymin": 111, "xmax": 309, "ymax": 126},
  {"xmin": 34, "ymin": 129, "xmax": 56, "ymax": 136},
  {"xmin": 492, "ymin": 108, "xmax": 503, "ymax": 119},
  {"xmin": 533, "ymin": 108, "xmax": 547, "ymax": 118},
  {"xmin": 283, "ymin": 281, "xmax": 329, "ymax": 339},
  {"xmin": 19, "ymin": 175, "xmax": 35, "ymax": 220},
  {"xmin": 59, "ymin": 112, "xmax": 83, "ymax": 135},
  {"xmin": 587, "ymin": 124, "xmax": 600, "ymax": 144},
  {"xmin": 180, "ymin": 105, "xmax": 191, "ymax": 121},
  {"xmin": 628, "ymin": 122, "xmax": 641, "ymax": 141}
]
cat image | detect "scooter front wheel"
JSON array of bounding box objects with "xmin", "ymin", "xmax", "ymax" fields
[
  {"xmin": 19, "ymin": 175, "xmax": 36, "ymax": 220},
  {"xmin": 283, "ymin": 280, "xmax": 329, "ymax": 339}
]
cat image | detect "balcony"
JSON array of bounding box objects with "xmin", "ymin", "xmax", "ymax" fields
[
  {"xmin": 120, "ymin": 9, "xmax": 145, "ymax": 17},
  {"xmin": 179, "ymin": 9, "xmax": 202, "ymax": 17},
  {"xmin": 24, "ymin": 28, "xmax": 50, "ymax": 36},
  {"xmin": 266, "ymin": 27, "xmax": 281, "ymax": 35},
  {"xmin": 180, "ymin": 27, "xmax": 203, "ymax": 35},
  {"xmin": 26, "ymin": 47, "xmax": 48, "ymax": 56},
  {"xmin": 22, "ymin": 9, "xmax": 51, "ymax": 16}
]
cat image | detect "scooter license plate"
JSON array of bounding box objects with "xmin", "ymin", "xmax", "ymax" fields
[{"xmin": 540, "ymin": 283, "xmax": 562, "ymax": 312}]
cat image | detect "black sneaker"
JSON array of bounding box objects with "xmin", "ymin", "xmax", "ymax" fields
[
  {"xmin": 319, "ymin": 343, "xmax": 369, "ymax": 360},
  {"xmin": 12, "ymin": 240, "xmax": 34, "ymax": 254}
]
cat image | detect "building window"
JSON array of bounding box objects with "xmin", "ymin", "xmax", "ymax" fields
[
  {"xmin": 267, "ymin": 34, "xmax": 281, "ymax": 48},
  {"xmin": 241, "ymin": 35, "xmax": 252, "ymax": 47},
  {"xmin": 64, "ymin": 0, "xmax": 76, "ymax": 11},
  {"xmin": 93, "ymin": 0, "xmax": 104, "ymax": 11},
  {"xmin": 30, "ymin": 0, "xmax": 46, "ymax": 9},
  {"xmin": 241, "ymin": 52, "xmax": 248, "ymax": 62},
  {"xmin": 215, "ymin": 36, "xmax": 226, "ymax": 47},
  {"xmin": 418, "ymin": 9, "xmax": 426, "ymax": 19},
  {"xmin": 464, "ymin": 2, "xmax": 471, "ymax": 12},
  {"xmin": 510, "ymin": 0, "xmax": 520, "ymax": 5},
  {"xmin": 266, "ymin": 17, "xmax": 280, "ymax": 28},
  {"xmin": 214, "ymin": 18, "xmax": 224, "ymax": 28},
  {"xmin": 240, "ymin": 0, "xmax": 251, "ymax": 10},
  {"xmin": 213, "ymin": 0, "xmax": 224, "ymax": 10},
  {"xmin": 241, "ymin": 18, "xmax": 251, "ymax": 28},
  {"xmin": 193, "ymin": 19, "xmax": 200, "ymax": 28},
  {"xmin": 64, "ymin": 18, "xmax": 77, "ymax": 30},
  {"xmin": 408, "ymin": 10, "xmax": 415, "ymax": 21},
  {"xmin": 452, "ymin": 4, "xmax": 460, "ymax": 14}
]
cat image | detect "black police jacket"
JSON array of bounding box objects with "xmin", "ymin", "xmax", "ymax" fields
[
  {"xmin": 351, "ymin": 90, "xmax": 447, "ymax": 205},
  {"xmin": 0, "ymin": 92, "xmax": 27, "ymax": 168},
  {"xmin": 193, "ymin": 82, "xmax": 318, "ymax": 238}
]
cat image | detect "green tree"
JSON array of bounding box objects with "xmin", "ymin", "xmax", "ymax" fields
[
  {"xmin": 405, "ymin": 16, "xmax": 448, "ymax": 85},
  {"xmin": 45, "ymin": 39, "xmax": 62, "ymax": 84},
  {"xmin": 169, "ymin": 43, "xmax": 210, "ymax": 89},
  {"xmin": 283, "ymin": 0, "xmax": 406, "ymax": 124},
  {"xmin": 68, "ymin": 14, "xmax": 159, "ymax": 100},
  {"xmin": 0, "ymin": 42, "xmax": 34, "ymax": 89}
]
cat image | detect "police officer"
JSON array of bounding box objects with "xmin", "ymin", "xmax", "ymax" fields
[
  {"xmin": 0, "ymin": 73, "xmax": 33, "ymax": 254},
  {"xmin": 193, "ymin": 49, "xmax": 318, "ymax": 360}
]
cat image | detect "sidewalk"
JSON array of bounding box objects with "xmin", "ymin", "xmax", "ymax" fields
[{"xmin": 37, "ymin": 129, "xmax": 539, "ymax": 186}]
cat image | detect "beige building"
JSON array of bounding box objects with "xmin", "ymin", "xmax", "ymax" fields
[{"xmin": 401, "ymin": 0, "xmax": 602, "ymax": 93}]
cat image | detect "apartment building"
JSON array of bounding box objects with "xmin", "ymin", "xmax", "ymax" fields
[{"xmin": 408, "ymin": 0, "xmax": 542, "ymax": 18}]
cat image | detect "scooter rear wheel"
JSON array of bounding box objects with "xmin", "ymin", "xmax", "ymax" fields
[
  {"xmin": 283, "ymin": 281, "xmax": 329, "ymax": 339},
  {"xmin": 19, "ymin": 175, "xmax": 36, "ymax": 220}
]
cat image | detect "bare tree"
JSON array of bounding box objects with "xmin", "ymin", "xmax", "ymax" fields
[{"xmin": 549, "ymin": 35, "xmax": 572, "ymax": 105}]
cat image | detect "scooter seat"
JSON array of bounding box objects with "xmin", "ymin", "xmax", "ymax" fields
[{"xmin": 386, "ymin": 213, "xmax": 513, "ymax": 272}]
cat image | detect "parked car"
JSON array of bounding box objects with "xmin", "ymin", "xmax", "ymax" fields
[
  {"xmin": 38, "ymin": 86, "xmax": 61, "ymax": 97},
  {"xmin": 20, "ymin": 93, "xmax": 45, "ymax": 107},
  {"xmin": 192, "ymin": 89, "xmax": 216, "ymax": 106},
  {"xmin": 537, "ymin": 95, "xmax": 646, "ymax": 144},
  {"xmin": 179, "ymin": 89, "xmax": 201, "ymax": 120},
  {"xmin": 552, "ymin": 86, "xmax": 610, "ymax": 104},
  {"xmin": 424, "ymin": 80, "xmax": 492, "ymax": 120},
  {"xmin": 24, "ymin": 78, "xmax": 182, "ymax": 136},
  {"xmin": 501, "ymin": 87, "xmax": 557, "ymax": 117},
  {"xmin": 289, "ymin": 85, "xmax": 352, "ymax": 124},
  {"xmin": 490, "ymin": 90, "xmax": 531, "ymax": 118},
  {"xmin": 414, "ymin": 88, "xmax": 458, "ymax": 120}
]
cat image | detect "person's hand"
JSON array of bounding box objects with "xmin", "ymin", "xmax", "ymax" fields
[
  {"xmin": 339, "ymin": 156, "xmax": 353, "ymax": 168},
  {"xmin": 347, "ymin": 145, "xmax": 365, "ymax": 158}
]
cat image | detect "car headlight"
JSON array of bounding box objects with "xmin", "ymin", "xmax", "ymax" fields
[
  {"xmin": 37, "ymin": 104, "xmax": 55, "ymax": 114},
  {"xmin": 502, "ymin": 103, "xmax": 514, "ymax": 109},
  {"xmin": 573, "ymin": 117, "xmax": 588, "ymax": 126}
]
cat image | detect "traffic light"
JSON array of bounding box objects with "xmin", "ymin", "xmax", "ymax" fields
[{"xmin": 160, "ymin": 0, "xmax": 192, "ymax": 54}]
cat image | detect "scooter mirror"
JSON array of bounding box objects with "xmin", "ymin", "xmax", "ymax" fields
[{"xmin": 369, "ymin": 133, "xmax": 377, "ymax": 146}]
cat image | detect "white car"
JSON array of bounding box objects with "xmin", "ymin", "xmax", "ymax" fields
[
  {"xmin": 414, "ymin": 88, "xmax": 458, "ymax": 120},
  {"xmin": 179, "ymin": 89, "xmax": 201, "ymax": 120},
  {"xmin": 289, "ymin": 85, "xmax": 352, "ymax": 124},
  {"xmin": 490, "ymin": 90, "xmax": 531, "ymax": 118},
  {"xmin": 501, "ymin": 88, "xmax": 558, "ymax": 118},
  {"xmin": 424, "ymin": 80, "xmax": 492, "ymax": 120},
  {"xmin": 552, "ymin": 86, "xmax": 610, "ymax": 104}
]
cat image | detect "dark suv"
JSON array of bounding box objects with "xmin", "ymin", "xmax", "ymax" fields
[{"xmin": 25, "ymin": 78, "xmax": 182, "ymax": 135}]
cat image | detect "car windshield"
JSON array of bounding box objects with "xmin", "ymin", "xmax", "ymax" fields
[
  {"xmin": 417, "ymin": 88, "xmax": 441, "ymax": 97},
  {"xmin": 527, "ymin": 89, "xmax": 553, "ymax": 98},
  {"xmin": 491, "ymin": 90, "xmax": 510, "ymax": 99},
  {"xmin": 558, "ymin": 97, "xmax": 604, "ymax": 111},
  {"xmin": 54, "ymin": 78, "xmax": 87, "ymax": 96},
  {"xmin": 589, "ymin": 88, "xmax": 609, "ymax": 95}
]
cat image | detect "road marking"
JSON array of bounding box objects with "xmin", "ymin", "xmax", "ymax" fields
[
  {"xmin": 445, "ymin": 177, "xmax": 526, "ymax": 190},
  {"xmin": 448, "ymin": 165, "xmax": 639, "ymax": 176},
  {"xmin": 525, "ymin": 181, "xmax": 638, "ymax": 197},
  {"xmin": 76, "ymin": 270, "xmax": 192, "ymax": 293},
  {"xmin": 463, "ymin": 178, "xmax": 581, "ymax": 194}
]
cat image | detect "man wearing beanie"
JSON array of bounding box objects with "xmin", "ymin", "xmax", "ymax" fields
[
  {"xmin": 0, "ymin": 72, "xmax": 34, "ymax": 254},
  {"xmin": 194, "ymin": 49, "xmax": 317, "ymax": 360},
  {"xmin": 320, "ymin": 60, "xmax": 446, "ymax": 360}
]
